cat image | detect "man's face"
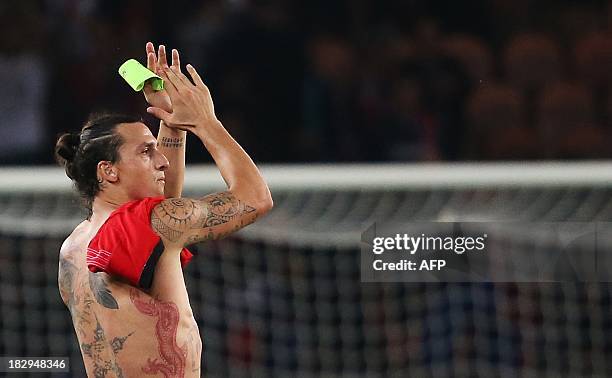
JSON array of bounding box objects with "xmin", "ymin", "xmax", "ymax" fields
[{"xmin": 113, "ymin": 122, "xmax": 168, "ymax": 199}]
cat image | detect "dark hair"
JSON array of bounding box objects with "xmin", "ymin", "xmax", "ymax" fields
[{"xmin": 55, "ymin": 112, "xmax": 142, "ymax": 218}]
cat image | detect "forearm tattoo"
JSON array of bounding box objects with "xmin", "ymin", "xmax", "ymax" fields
[
  {"xmin": 159, "ymin": 136, "xmax": 184, "ymax": 149},
  {"xmin": 151, "ymin": 192, "xmax": 258, "ymax": 244}
]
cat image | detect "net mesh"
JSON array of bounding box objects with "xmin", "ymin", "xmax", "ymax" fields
[{"xmin": 1, "ymin": 181, "xmax": 612, "ymax": 377}]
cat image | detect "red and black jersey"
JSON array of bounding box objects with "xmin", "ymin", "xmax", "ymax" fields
[{"xmin": 87, "ymin": 196, "xmax": 193, "ymax": 289}]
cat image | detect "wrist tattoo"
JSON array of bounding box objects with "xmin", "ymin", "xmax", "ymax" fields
[{"xmin": 159, "ymin": 136, "xmax": 184, "ymax": 149}]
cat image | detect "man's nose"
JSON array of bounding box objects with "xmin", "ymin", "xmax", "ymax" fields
[{"xmin": 156, "ymin": 152, "xmax": 170, "ymax": 170}]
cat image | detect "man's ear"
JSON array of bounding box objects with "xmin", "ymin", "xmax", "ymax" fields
[{"xmin": 97, "ymin": 161, "xmax": 119, "ymax": 183}]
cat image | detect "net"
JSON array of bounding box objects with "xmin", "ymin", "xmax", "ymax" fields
[{"xmin": 1, "ymin": 163, "xmax": 612, "ymax": 377}]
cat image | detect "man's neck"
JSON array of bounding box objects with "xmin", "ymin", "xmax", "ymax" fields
[{"xmin": 90, "ymin": 195, "xmax": 127, "ymax": 225}]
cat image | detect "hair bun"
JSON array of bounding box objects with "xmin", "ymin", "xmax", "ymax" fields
[
  {"xmin": 55, "ymin": 132, "xmax": 80, "ymax": 162},
  {"xmin": 55, "ymin": 133, "xmax": 82, "ymax": 179}
]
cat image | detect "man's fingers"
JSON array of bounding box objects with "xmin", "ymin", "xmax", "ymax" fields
[
  {"xmin": 147, "ymin": 52, "xmax": 156, "ymax": 71},
  {"xmin": 146, "ymin": 42, "xmax": 155, "ymax": 55},
  {"xmin": 158, "ymin": 45, "xmax": 168, "ymax": 67},
  {"xmin": 143, "ymin": 50, "xmax": 156, "ymax": 94},
  {"xmin": 169, "ymin": 66, "xmax": 193, "ymax": 88},
  {"xmin": 159, "ymin": 65, "xmax": 180, "ymax": 98},
  {"xmin": 146, "ymin": 43, "xmax": 156, "ymax": 68},
  {"xmin": 146, "ymin": 106, "xmax": 172, "ymax": 123},
  {"xmin": 146, "ymin": 42, "xmax": 157, "ymax": 72},
  {"xmin": 186, "ymin": 64, "xmax": 206, "ymax": 88},
  {"xmin": 165, "ymin": 64, "xmax": 191, "ymax": 89},
  {"xmin": 171, "ymin": 49, "xmax": 181, "ymax": 71},
  {"xmin": 156, "ymin": 45, "xmax": 189, "ymax": 87},
  {"xmin": 169, "ymin": 49, "xmax": 190, "ymax": 86}
]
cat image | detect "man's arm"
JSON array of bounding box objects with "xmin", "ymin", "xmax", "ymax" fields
[
  {"xmin": 151, "ymin": 191, "xmax": 265, "ymax": 246},
  {"xmin": 144, "ymin": 43, "xmax": 187, "ymax": 197},
  {"xmin": 157, "ymin": 123, "xmax": 186, "ymax": 197},
  {"xmin": 147, "ymin": 60, "xmax": 273, "ymax": 247}
]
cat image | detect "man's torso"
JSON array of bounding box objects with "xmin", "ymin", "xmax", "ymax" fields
[{"xmin": 58, "ymin": 221, "xmax": 202, "ymax": 377}]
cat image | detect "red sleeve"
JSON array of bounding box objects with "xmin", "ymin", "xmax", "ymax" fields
[{"xmin": 87, "ymin": 196, "xmax": 194, "ymax": 289}]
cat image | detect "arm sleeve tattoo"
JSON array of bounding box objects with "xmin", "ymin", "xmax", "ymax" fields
[{"xmin": 151, "ymin": 191, "xmax": 258, "ymax": 245}]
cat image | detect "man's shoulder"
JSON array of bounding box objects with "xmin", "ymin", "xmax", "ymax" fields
[
  {"xmin": 115, "ymin": 196, "xmax": 166, "ymax": 217},
  {"xmin": 60, "ymin": 220, "xmax": 90, "ymax": 258}
]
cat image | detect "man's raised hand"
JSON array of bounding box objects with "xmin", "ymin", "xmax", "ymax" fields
[
  {"xmin": 143, "ymin": 42, "xmax": 182, "ymax": 114},
  {"xmin": 146, "ymin": 61, "xmax": 219, "ymax": 136}
]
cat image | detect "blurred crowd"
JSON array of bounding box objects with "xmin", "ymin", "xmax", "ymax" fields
[{"xmin": 2, "ymin": 0, "xmax": 612, "ymax": 164}]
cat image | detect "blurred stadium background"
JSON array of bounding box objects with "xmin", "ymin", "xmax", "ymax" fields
[
  {"xmin": 4, "ymin": 164, "xmax": 612, "ymax": 377},
  {"xmin": 3, "ymin": 0, "xmax": 612, "ymax": 377}
]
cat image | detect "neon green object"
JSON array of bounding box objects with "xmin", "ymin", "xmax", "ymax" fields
[{"xmin": 118, "ymin": 59, "xmax": 164, "ymax": 91}]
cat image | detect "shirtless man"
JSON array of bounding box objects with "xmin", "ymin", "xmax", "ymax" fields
[{"xmin": 55, "ymin": 43, "xmax": 272, "ymax": 377}]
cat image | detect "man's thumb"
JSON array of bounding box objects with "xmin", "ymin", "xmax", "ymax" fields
[{"xmin": 146, "ymin": 107, "xmax": 171, "ymax": 122}]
